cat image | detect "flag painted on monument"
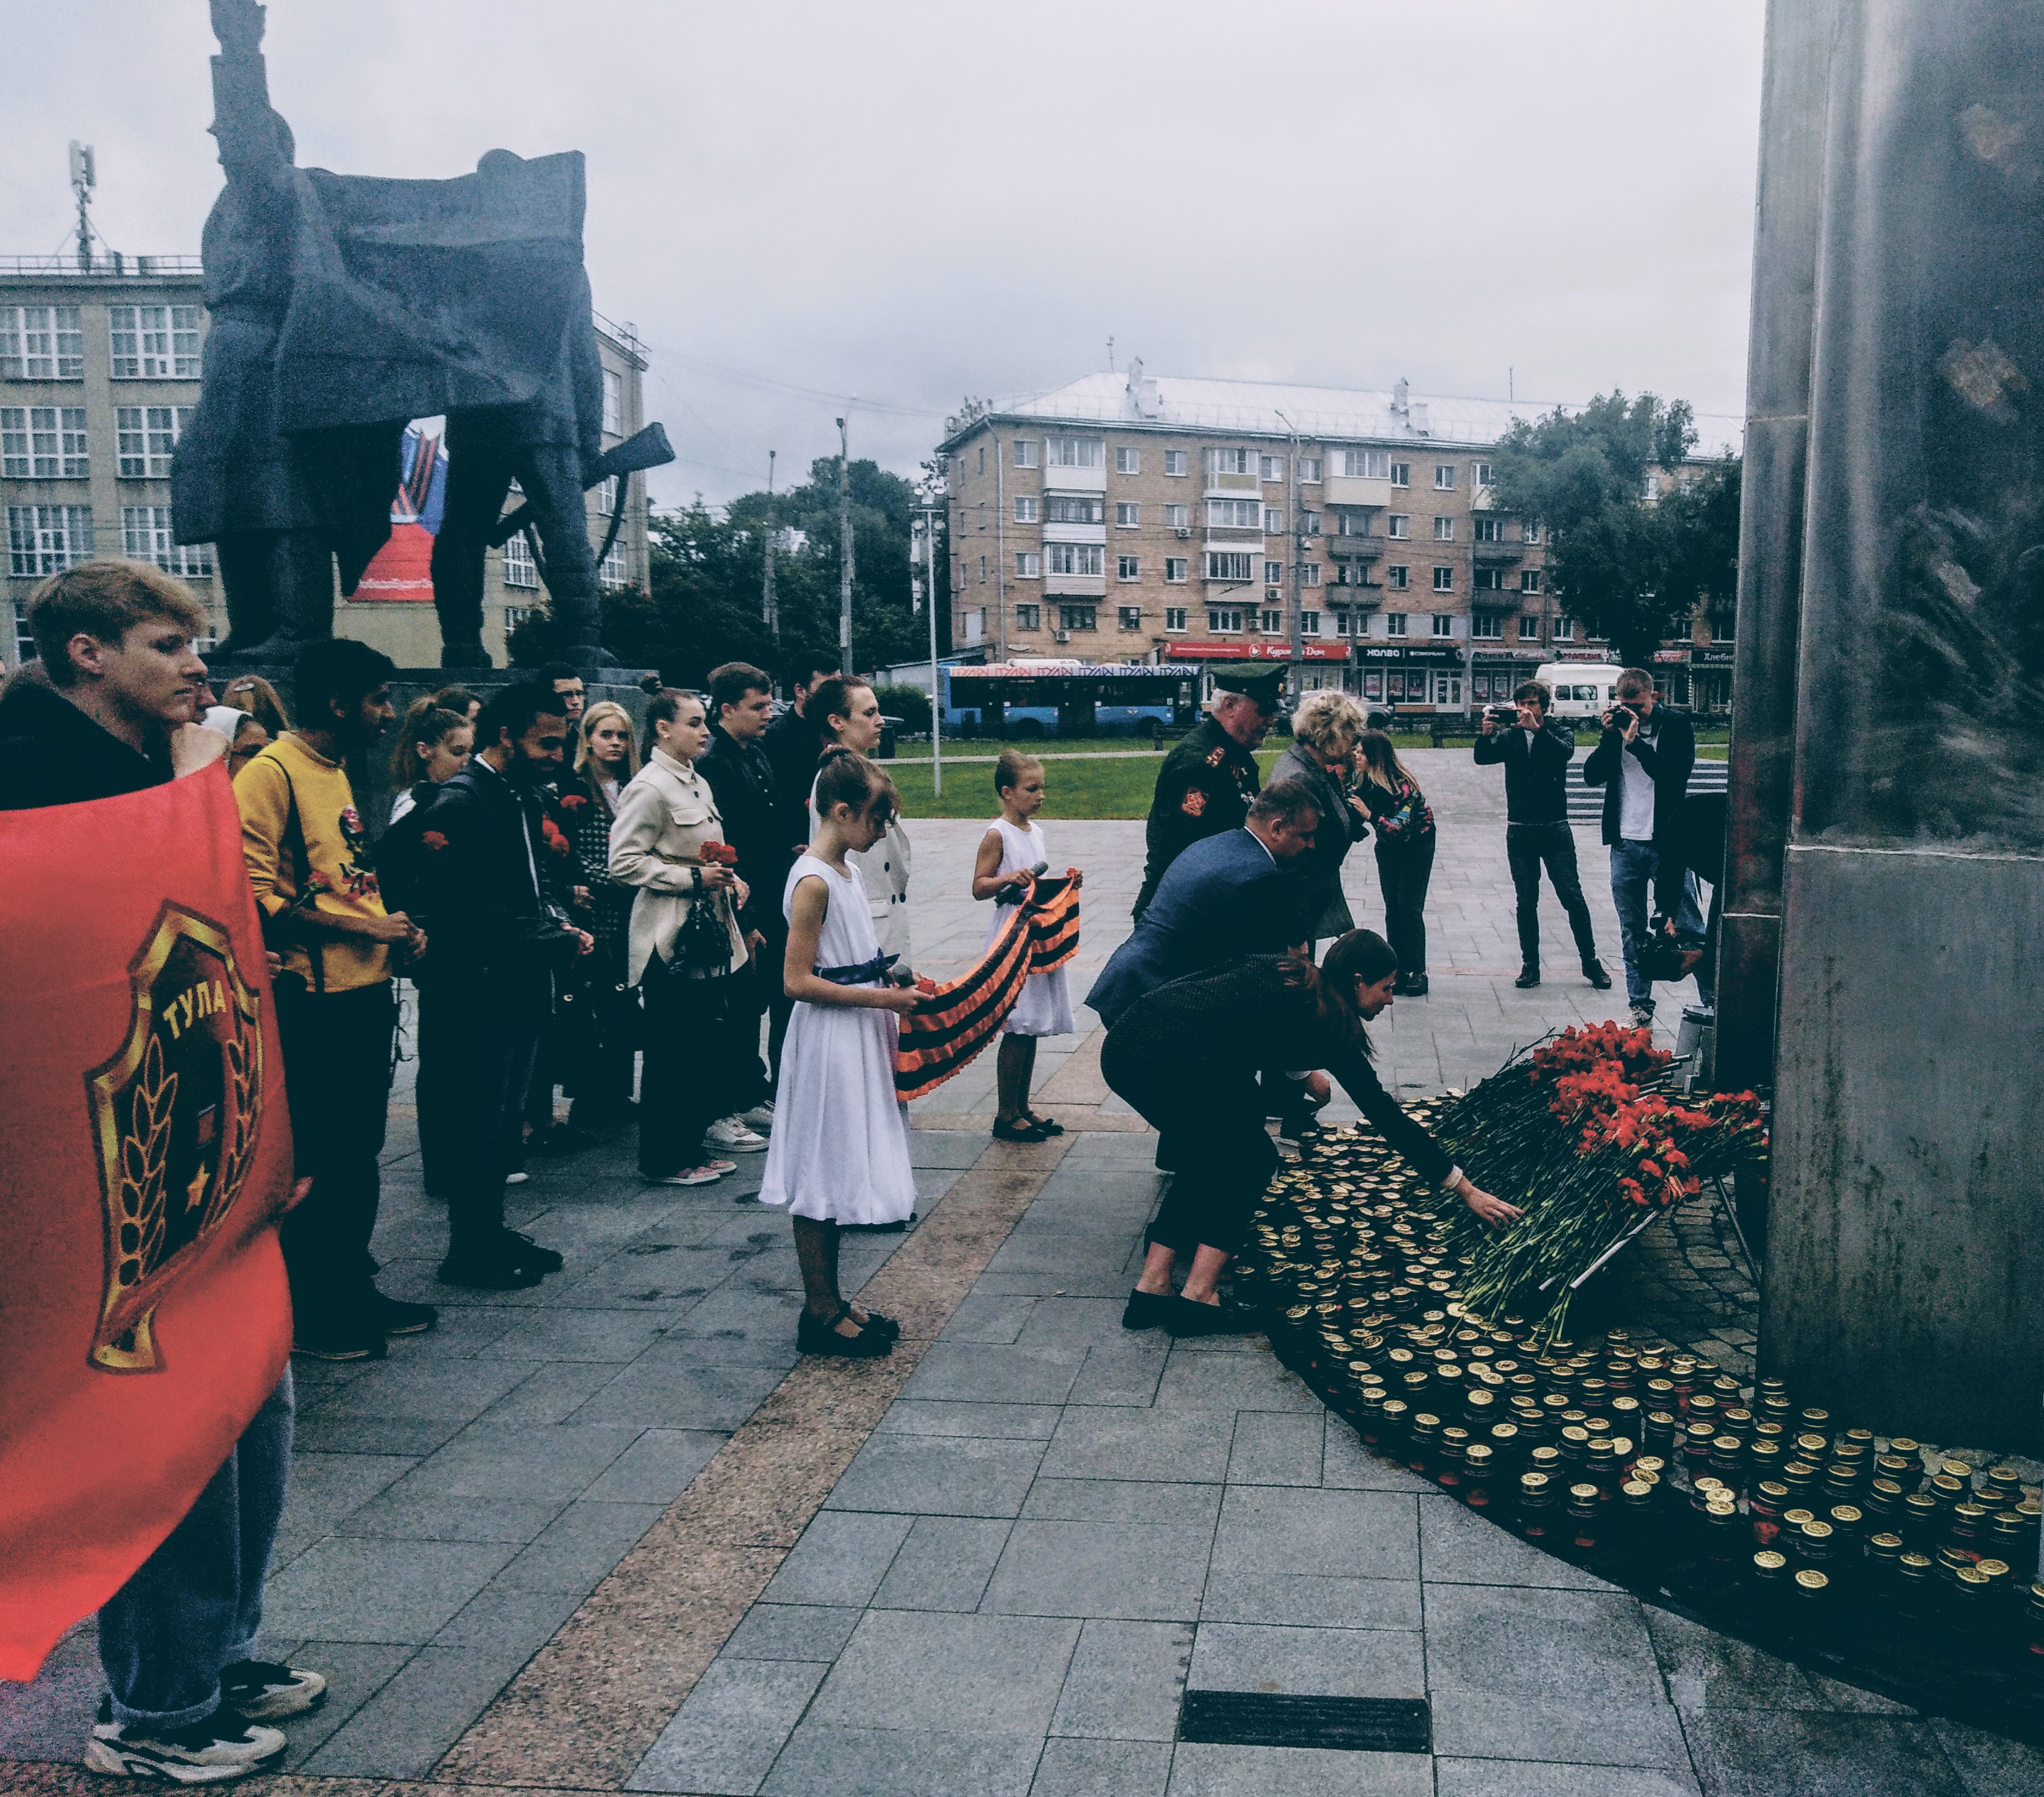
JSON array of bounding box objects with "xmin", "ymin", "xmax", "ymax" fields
[
  {"xmin": 0, "ymin": 764, "xmax": 294, "ymax": 1680},
  {"xmin": 895, "ymin": 873, "xmax": 1081, "ymax": 1100}
]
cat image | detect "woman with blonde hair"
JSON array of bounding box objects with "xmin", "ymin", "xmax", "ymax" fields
[
  {"xmin": 564, "ymin": 700, "xmax": 642, "ymax": 1127},
  {"xmin": 386, "ymin": 699, "xmax": 475, "ymax": 822},
  {"xmin": 1354, "ymin": 728, "xmax": 1438, "ymax": 995},
  {"xmin": 218, "ymin": 672, "xmax": 290, "ymax": 739},
  {"xmin": 1271, "ymin": 688, "xmax": 1372, "ymax": 946}
]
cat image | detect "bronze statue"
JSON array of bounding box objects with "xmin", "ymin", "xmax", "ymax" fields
[{"xmin": 175, "ymin": 0, "xmax": 656, "ymax": 667}]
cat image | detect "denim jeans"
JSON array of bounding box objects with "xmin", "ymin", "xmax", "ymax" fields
[
  {"xmin": 98, "ymin": 1366, "xmax": 294, "ymax": 1728},
  {"xmin": 1609, "ymin": 840, "xmax": 1711, "ymax": 1011}
]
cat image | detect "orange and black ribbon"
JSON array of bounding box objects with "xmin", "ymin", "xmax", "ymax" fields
[{"xmin": 895, "ymin": 872, "xmax": 1081, "ymax": 1100}]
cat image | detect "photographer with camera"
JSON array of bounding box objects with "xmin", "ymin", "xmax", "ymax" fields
[
  {"xmin": 1582, "ymin": 667, "xmax": 1702, "ymax": 1028},
  {"xmin": 1475, "ymin": 681, "xmax": 1612, "ymax": 993}
]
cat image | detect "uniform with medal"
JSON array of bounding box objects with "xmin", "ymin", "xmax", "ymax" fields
[{"xmin": 1133, "ymin": 670, "xmax": 1279, "ymax": 920}]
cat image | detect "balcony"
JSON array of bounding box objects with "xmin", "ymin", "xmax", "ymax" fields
[
  {"xmin": 1469, "ymin": 584, "xmax": 1522, "ymax": 609},
  {"xmin": 1327, "ymin": 534, "xmax": 1385, "ymax": 561},
  {"xmin": 1471, "ymin": 536, "xmax": 1525, "ymax": 564},
  {"xmin": 1043, "ymin": 462, "xmax": 1107, "ymax": 493},
  {"xmin": 1041, "ymin": 520, "xmax": 1107, "ymax": 546},
  {"xmin": 1471, "ymin": 483, "xmax": 1497, "ymax": 512},
  {"xmin": 1043, "ymin": 572, "xmax": 1106, "ymax": 598},
  {"xmin": 1323, "ymin": 474, "xmax": 1392, "ymax": 509},
  {"xmin": 1204, "ymin": 473, "xmax": 1260, "ymax": 498}
]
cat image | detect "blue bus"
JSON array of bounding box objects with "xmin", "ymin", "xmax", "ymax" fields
[{"xmin": 939, "ymin": 662, "xmax": 1193, "ymax": 735}]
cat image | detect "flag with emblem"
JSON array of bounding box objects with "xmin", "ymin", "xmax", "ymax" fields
[{"xmin": 0, "ymin": 764, "xmax": 294, "ymax": 1679}]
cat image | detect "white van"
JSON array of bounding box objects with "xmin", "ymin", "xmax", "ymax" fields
[{"xmin": 1536, "ymin": 662, "xmax": 1625, "ymax": 720}]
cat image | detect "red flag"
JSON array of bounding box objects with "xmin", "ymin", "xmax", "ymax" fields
[{"xmin": 0, "ymin": 764, "xmax": 293, "ymax": 1680}]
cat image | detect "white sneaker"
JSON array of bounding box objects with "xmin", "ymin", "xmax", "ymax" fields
[
  {"xmin": 739, "ymin": 1102, "xmax": 776, "ymax": 1132},
  {"xmin": 650, "ymin": 1166, "xmax": 723, "ymax": 1186},
  {"xmin": 1629, "ymin": 1005, "xmax": 1655, "ymax": 1030},
  {"xmin": 86, "ymin": 1701, "xmax": 286, "ymax": 1784},
  {"xmin": 704, "ymin": 1118, "xmax": 770, "ymax": 1153}
]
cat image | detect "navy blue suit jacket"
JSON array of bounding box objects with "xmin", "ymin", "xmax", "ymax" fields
[{"xmin": 1087, "ymin": 828, "xmax": 1306, "ymax": 1028}]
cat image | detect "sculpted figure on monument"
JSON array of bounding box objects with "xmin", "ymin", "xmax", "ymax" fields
[{"xmin": 176, "ymin": 0, "xmax": 638, "ymax": 667}]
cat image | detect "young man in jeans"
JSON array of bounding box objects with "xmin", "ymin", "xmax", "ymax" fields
[
  {"xmin": 1474, "ymin": 679, "xmax": 1613, "ymax": 993},
  {"xmin": 237, "ymin": 639, "xmax": 435, "ymax": 1361},
  {"xmin": 0, "ymin": 562, "xmax": 324, "ymax": 1782},
  {"xmin": 1583, "ymin": 667, "xmax": 1702, "ymax": 1028}
]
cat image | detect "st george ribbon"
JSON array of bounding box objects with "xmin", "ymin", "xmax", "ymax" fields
[
  {"xmin": 0, "ymin": 765, "xmax": 294, "ymax": 1679},
  {"xmin": 894, "ymin": 873, "xmax": 1081, "ymax": 1101}
]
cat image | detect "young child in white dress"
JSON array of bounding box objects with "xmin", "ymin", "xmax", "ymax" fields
[
  {"xmin": 971, "ymin": 750, "xmax": 1081, "ymax": 1143},
  {"xmin": 759, "ymin": 750, "xmax": 920, "ymax": 1358}
]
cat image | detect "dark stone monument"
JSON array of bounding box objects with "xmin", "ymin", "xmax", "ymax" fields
[
  {"xmin": 174, "ymin": 0, "xmax": 669, "ymax": 671},
  {"xmin": 1728, "ymin": 0, "xmax": 2044, "ymax": 1449}
]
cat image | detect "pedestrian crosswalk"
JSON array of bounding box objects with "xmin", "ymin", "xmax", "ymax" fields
[{"xmin": 1566, "ymin": 759, "xmax": 1727, "ymax": 821}]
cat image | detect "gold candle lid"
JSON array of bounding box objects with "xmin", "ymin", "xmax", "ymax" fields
[
  {"xmin": 1800, "ymin": 1519, "xmax": 1833, "ymax": 1540},
  {"xmin": 1829, "ymin": 1506, "xmax": 1862, "ymax": 1527},
  {"xmin": 1753, "ymin": 1550, "xmax": 1787, "ymax": 1573},
  {"xmin": 1794, "ymin": 1569, "xmax": 1829, "ymax": 1592}
]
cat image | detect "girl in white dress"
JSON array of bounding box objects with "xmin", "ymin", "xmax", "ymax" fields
[
  {"xmin": 761, "ymin": 750, "xmax": 920, "ymax": 1358},
  {"xmin": 971, "ymin": 750, "xmax": 1081, "ymax": 1143}
]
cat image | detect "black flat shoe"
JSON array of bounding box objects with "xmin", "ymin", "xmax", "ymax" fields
[
  {"xmin": 857, "ymin": 1307, "xmax": 901, "ymax": 1340},
  {"xmin": 1583, "ymin": 960, "xmax": 1614, "ymax": 991},
  {"xmin": 1022, "ymin": 1112, "xmax": 1065, "ymax": 1136},
  {"xmin": 1165, "ymin": 1296, "xmax": 1263, "ymax": 1337},
  {"xmin": 1514, "ymin": 967, "xmax": 1541, "ymax": 989},
  {"xmin": 504, "ymin": 1228, "xmax": 564, "ymax": 1274},
  {"xmin": 797, "ymin": 1303, "xmax": 893, "ymax": 1358},
  {"xmin": 438, "ymin": 1247, "xmax": 544, "ymax": 1291},
  {"xmin": 1122, "ymin": 1289, "xmax": 1175, "ymax": 1331},
  {"xmin": 992, "ymin": 1118, "xmax": 1051, "ymax": 1143},
  {"xmin": 1402, "ymin": 973, "xmax": 1429, "ymax": 996}
]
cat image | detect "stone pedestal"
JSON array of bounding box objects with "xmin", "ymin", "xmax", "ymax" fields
[{"xmin": 1731, "ymin": 0, "xmax": 2044, "ymax": 1449}]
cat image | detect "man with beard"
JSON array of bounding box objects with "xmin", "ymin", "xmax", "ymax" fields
[
  {"xmin": 410, "ymin": 682, "xmax": 592, "ymax": 1289},
  {"xmin": 236, "ymin": 637, "xmax": 435, "ymax": 1361}
]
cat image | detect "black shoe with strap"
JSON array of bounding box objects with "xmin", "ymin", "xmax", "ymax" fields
[
  {"xmin": 797, "ymin": 1302, "xmax": 893, "ymax": 1358},
  {"xmin": 1022, "ymin": 1111, "xmax": 1065, "ymax": 1136}
]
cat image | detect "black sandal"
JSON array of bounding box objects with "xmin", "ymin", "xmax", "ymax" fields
[{"xmin": 796, "ymin": 1302, "xmax": 893, "ymax": 1358}]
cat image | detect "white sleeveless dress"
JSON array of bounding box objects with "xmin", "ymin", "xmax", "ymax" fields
[
  {"xmin": 986, "ymin": 817, "xmax": 1075, "ymax": 1038},
  {"xmin": 758, "ymin": 854, "xmax": 917, "ymax": 1225}
]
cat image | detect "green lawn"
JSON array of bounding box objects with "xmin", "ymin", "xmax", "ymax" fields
[{"xmin": 894, "ymin": 749, "xmax": 1289, "ymax": 819}]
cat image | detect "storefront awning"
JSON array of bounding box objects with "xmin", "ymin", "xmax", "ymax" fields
[{"xmin": 1166, "ymin": 640, "xmax": 1349, "ymax": 662}]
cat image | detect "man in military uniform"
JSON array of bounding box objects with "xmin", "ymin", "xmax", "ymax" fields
[{"xmin": 1133, "ymin": 670, "xmax": 1280, "ymax": 919}]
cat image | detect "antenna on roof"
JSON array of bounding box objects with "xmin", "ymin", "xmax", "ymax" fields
[
  {"xmin": 68, "ymin": 141, "xmax": 96, "ymax": 272},
  {"xmin": 1107, "ymin": 335, "xmax": 1115, "ymax": 372}
]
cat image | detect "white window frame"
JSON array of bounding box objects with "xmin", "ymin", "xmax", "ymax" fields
[
  {"xmin": 1471, "ymin": 613, "xmax": 1503, "ymax": 641},
  {"xmin": 1264, "ymin": 560, "xmax": 1285, "ymax": 586},
  {"xmin": 1014, "ymin": 550, "xmax": 1041, "ymax": 578},
  {"xmin": 1048, "ymin": 543, "xmax": 1104, "ymax": 576},
  {"xmin": 1433, "ymin": 516, "xmax": 1455, "ymax": 542},
  {"xmin": 1472, "ymin": 461, "xmax": 1492, "ymax": 486},
  {"xmin": 1433, "ymin": 565, "xmax": 1455, "ymax": 592},
  {"xmin": 1298, "ymin": 456, "xmax": 1322, "ymax": 483},
  {"xmin": 1059, "ymin": 602, "xmax": 1098, "ymax": 632},
  {"xmin": 1015, "ymin": 602, "xmax": 1041, "ymax": 631},
  {"xmin": 1115, "ymin": 445, "xmax": 1141, "ymax": 474},
  {"xmin": 1202, "ymin": 447, "xmax": 1252, "ymax": 477},
  {"xmin": 1165, "ymin": 606, "xmax": 1188, "ymax": 630},
  {"xmin": 1259, "ymin": 454, "xmax": 1286, "ymax": 482},
  {"xmin": 597, "ymin": 534, "xmax": 630, "ymax": 591},
  {"xmin": 1519, "ymin": 614, "xmax": 1541, "ymax": 639},
  {"xmin": 1048, "ymin": 434, "xmax": 1105, "ymax": 469},
  {"xmin": 1432, "ymin": 612, "xmax": 1455, "ymax": 637},
  {"xmin": 107, "ymin": 305, "xmax": 201, "ymax": 379},
  {"xmin": 1208, "ymin": 606, "xmax": 1244, "ymax": 634},
  {"xmin": 1386, "ymin": 612, "xmax": 1408, "ymax": 638},
  {"xmin": 1520, "ymin": 569, "xmax": 1543, "ymax": 594},
  {"xmin": 1342, "ymin": 449, "xmax": 1390, "ymax": 479},
  {"xmin": 14, "ymin": 597, "xmax": 37, "ymax": 664},
  {"xmin": 1204, "ymin": 551, "xmax": 1254, "ymax": 583},
  {"xmin": 1259, "ymin": 608, "xmax": 1285, "ymax": 634},
  {"xmin": 1115, "ymin": 501, "xmax": 1140, "ymax": 528},
  {"xmin": 601, "ymin": 367, "xmax": 624, "ymax": 436},
  {"xmin": 1013, "ymin": 438, "xmax": 1038, "ymax": 469},
  {"xmin": 1553, "ymin": 614, "xmax": 1574, "ymax": 640},
  {"xmin": 1164, "ymin": 450, "xmax": 1189, "ymax": 477},
  {"xmin": 1433, "ymin": 463, "xmax": 1457, "ymax": 491},
  {"xmin": 1387, "ymin": 514, "xmax": 1411, "ymax": 539},
  {"xmin": 1300, "ymin": 609, "xmax": 1321, "ymax": 636},
  {"xmin": 1474, "ymin": 567, "xmax": 1506, "ymax": 592},
  {"xmin": 1, "ymin": 305, "xmax": 83, "ymax": 379},
  {"xmin": 2, "ymin": 406, "xmax": 88, "ymax": 478},
  {"xmin": 8, "ymin": 503, "xmax": 93, "ymax": 576},
  {"xmin": 1046, "ymin": 495, "xmax": 1104, "ymax": 525},
  {"xmin": 1205, "ymin": 498, "xmax": 1262, "ymax": 530},
  {"xmin": 1164, "ymin": 503, "xmax": 1189, "ymax": 530},
  {"xmin": 1117, "ymin": 605, "xmax": 1143, "ymax": 631},
  {"xmin": 1523, "ymin": 521, "xmax": 1542, "ymax": 544},
  {"xmin": 1301, "ymin": 562, "xmax": 1320, "ymax": 586},
  {"xmin": 1116, "ymin": 554, "xmax": 1141, "ymax": 581},
  {"xmin": 121, "ymin": 505, "xmax": 212, "ymax": 578},
  {"xmin": 502, "ymin": 530, "xmax": 539, "ymax": 588},
  {"xmin": 1388, "ymin": 461, "xmax": 1410, "ymax": 487},
  {"xmin": 1264, "ymin": 506, "xmax": 1285, "ymax": 533},
  {"xmin": 1474, "ymin": 516, "xmax": 1505, "ymax": 542},
  {"xmin": 1300, "ymin": 509, "xmax": 1320, "ymax": 537},
  {"xmin": 1165, "ymin": 558, "xmax": 1188, "ymax": 584},
  {"xmin": 1013, "ymin": 495, "xmax": 1040, "ymax": 523},
  {"xmin": 1386, "ymin": 565, "xmax": 1408, "ymax": 590}
]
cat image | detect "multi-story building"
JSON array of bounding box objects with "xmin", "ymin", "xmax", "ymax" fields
[
  {"xmin": 941, "ymin": 367, "xmax": 1576, "ymax": 711},
  {"xmin": 2, "ymin": 252, "xmax": 650, "ymax": 674}
]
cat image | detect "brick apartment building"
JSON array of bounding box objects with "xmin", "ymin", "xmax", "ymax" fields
[
  {"xmin": 2, "ymin": 252, "xmax": 650, "ymax": 674},
  {"xmin": 939, "ymin": 367, "xmax": 1733, "ymax": 713}
]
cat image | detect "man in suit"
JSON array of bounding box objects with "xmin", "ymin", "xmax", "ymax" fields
[
  {"xmin": 1088, "ymin": 781, "xmax": 1321, "ymax": 1029},
  {"xmin": 411, "ymin": 682, "xmax": 591, "ymax": 1289},
  {"xmin": 1132, "ymin": 669, "xmax": 1280, "ymax": 920},
  {"xmin": 1582, "ymin": 666, "xmax": 1700, "ymax": 1027}
]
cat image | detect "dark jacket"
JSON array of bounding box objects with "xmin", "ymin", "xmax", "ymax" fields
[
  {"xmin": 1135, "ymin": 715, "xmax": 1263, "ymax": 917},
  {"xmin": 1582, "ymin": 705, "xmax": 1695, "ymax": 846},
  {"xmin": 698, "ymin": 724, "xmax": 784, "ymax": 935},
  {"xmin": 0, "ymin": 675, "xmax": 172, "ymax": 809},
  {"xmin": 762, "ymin": 704, "xmax": 823, "ymax": 867},
  {"xmin": 1103, "ymin": 955, "xmax": 1455, "ymax": 1187},
  {"xmin": 1653, "ymin": 790, "xmax": 1726, "ymax": 918},
  {"xmin": 1271, "ymin": 741, "xmax": 1368, "ymax": 937},
  {"xmin": 1473, "ymin": 717, "xmax": 1578, "ymax": 824},
  {"xmin": 1087, "ymin": 828, "xmax": 1308, "ymax": 1028},
  {"xmin": 410, "ymin": 757, "xmax": 585, "ymax": 1001}
]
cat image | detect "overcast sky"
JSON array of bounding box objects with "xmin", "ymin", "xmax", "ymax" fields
[{"xmin": 4, "ymin": 1, "xmax": 1765, "ymax": 511}]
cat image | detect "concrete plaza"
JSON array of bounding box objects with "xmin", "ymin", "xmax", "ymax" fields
[{"xmin": 3, "ymin": 752, "xmax": 2036, "ymax": 1796}]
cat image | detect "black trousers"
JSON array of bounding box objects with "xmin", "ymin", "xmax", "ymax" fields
[
  {"xmin": 570, "ymin": 946, "xmax": 641, "ymax": 1127},
  {"xmin": 638, "ymin": 966, "xmax": 745, "ymax": 1177},
  {"xmin": 1101, "ymin": 1031, "xmax": 1276, "ymax": 1261},
  {"xmin": 274, "ymin": 980, "xmax": 397, "ymax": 1328},
  {"xmin": 1505, "ymin": 821, "xmax": 1599, "ymax": 969},
  {"xmin": 1375, "ymin": 834, "xmax": 1436, "ymax": 979},
  {"xmin": 426, "ymin": 974, "xmax": 545, "ymax": 1257}
]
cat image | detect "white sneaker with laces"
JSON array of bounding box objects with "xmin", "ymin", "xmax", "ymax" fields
[
  {"xmin": 739, "ymin": 1102, "xmax": 776, "ymax": 1132},
  {"xmin": 704, "ymin": 1117, "xmax": 769, "ymax": 1153},
  {"xmin": 86, "ymin": 1701, "xmax": 286, "ymax": 1785}
]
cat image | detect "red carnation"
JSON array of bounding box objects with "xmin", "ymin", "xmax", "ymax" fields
[
  {"xmin": 422, "ymin": 829, "xmax": 449, "ymax": 852},
  {"xmin": 541, "ymin": 818, "xmax": 571, "ymax": 857},
  {"xmin": 558, "ymin": 793, "xmax": 587, "ymax": 812}
]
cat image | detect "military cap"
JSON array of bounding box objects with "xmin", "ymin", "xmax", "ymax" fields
[{"xmin": 1211, "ymin": 668, "xmax": 1285, "ymax": 711}]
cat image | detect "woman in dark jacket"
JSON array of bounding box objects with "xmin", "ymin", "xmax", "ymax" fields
[
  {"xmin": 561, "ymin": 700, "xmax": 642, "ymax": 1128},
  {"xmin": 1105, "ymin": 931, "xmax": 1520, "ymax": 1336},
  {"xmin": 1271, "ymin": 690, "xmax": 1371, "ymax": 944},
  {"xmin": 1354, "ymin": 729, "xmax": 1438, "ymax": 996}
]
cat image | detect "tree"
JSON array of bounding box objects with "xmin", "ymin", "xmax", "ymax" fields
[
  {"xmin": 1488, "ymin": 391, "xmax": 1725, "ymax": 666},
  {"xmin": 1659, "ymin": 454, "xmax": 1742, "ymax": 634},
  {"xmin": 596, "ymin": 456, "xmax": 942, "ymax": 687}
]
